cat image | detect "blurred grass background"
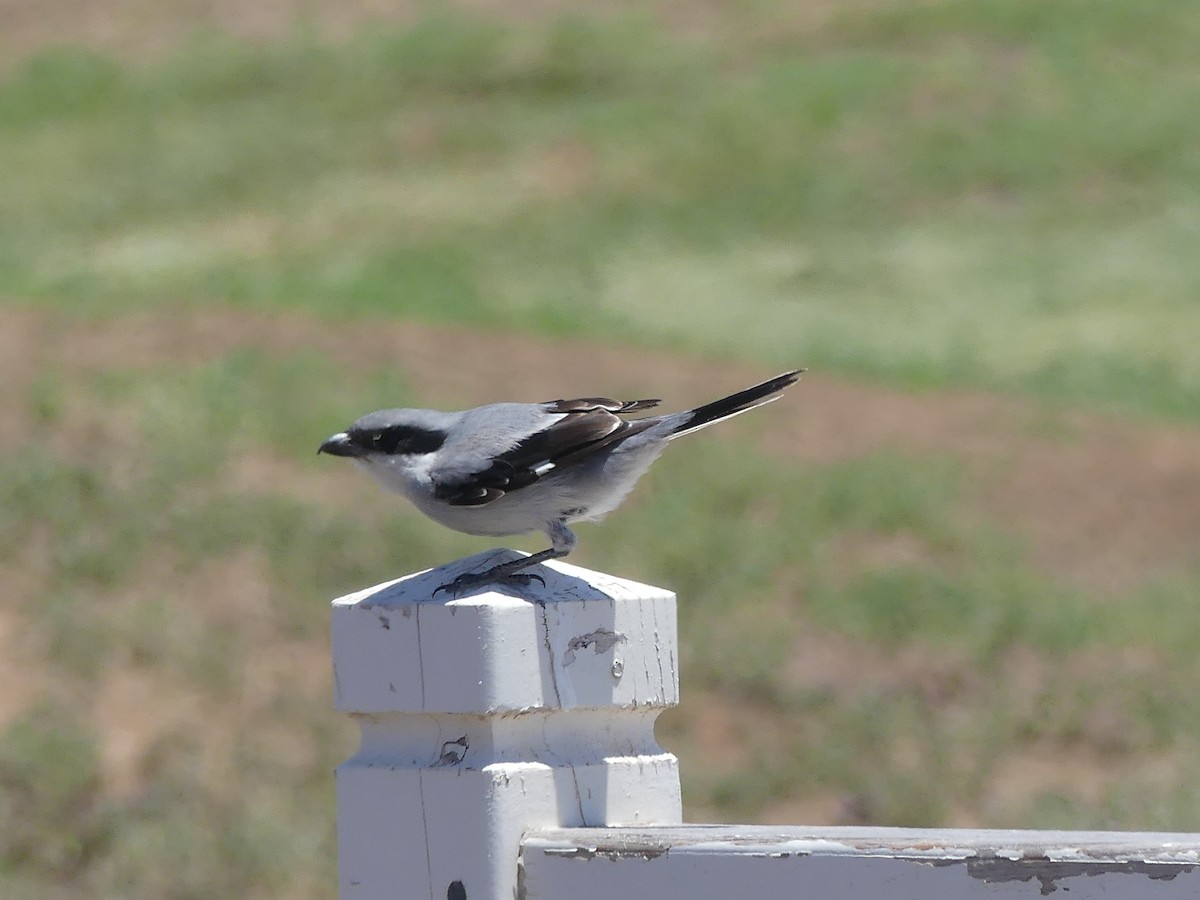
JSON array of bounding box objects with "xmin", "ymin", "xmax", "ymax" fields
[{"xmin": 2, "ymin": 0, "xmax": 1199, "ymax": 896}]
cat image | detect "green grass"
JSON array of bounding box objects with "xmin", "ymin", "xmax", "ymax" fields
[
  {"xmin": 4, "ymin": 2, "xmax": 1200, "ymax": 897},
  {"xmin": 2, "ymin": 2, "xmax": 1200, "ymax": 417},
  {"xmin": 0, "ymin": 707, "xmax": 112, "ymax": 882}
]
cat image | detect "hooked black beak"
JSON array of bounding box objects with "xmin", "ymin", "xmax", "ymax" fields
[{"xmin": 317, "ymin": 432, "xmax": 365, "ymax": 458}]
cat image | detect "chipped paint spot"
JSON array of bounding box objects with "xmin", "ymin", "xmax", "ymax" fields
[
  {"xmin": 434, "ymin": 735, "xmax": 468, "ymax": 767},
  {"xmin": 967, "ymin": 857, "xmax": 1196, "ymax": 894},
  {"xmin": 543, "ymin": 847, "xmax": 597, "ymax": 860},
  {"xmin": 542, "ymin": 840, "xmax": 670, "ymax": 862},
  {"xmin": 379, "ymin": 614, "xmax": 390, "ymax": 630},
  {"xmin": 447, "ymin": 879, "xmax": 467, "ymax": 900},
  {"xmin": 527, "ymin": 828, "xmax": 1200, "ymax": 896},
  {"xmin": 563, "ymin": 629, "xmax": 627, "ymax": 665}
]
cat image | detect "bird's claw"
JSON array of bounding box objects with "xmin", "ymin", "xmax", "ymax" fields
[{"xmin": 433, "ymin": 569, "xmax": 546, "ymax": 599}]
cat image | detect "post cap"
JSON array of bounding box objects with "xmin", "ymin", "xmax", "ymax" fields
[{"xmin": 331, "ymin": 551, "xmax": 679, "ymax": 714}]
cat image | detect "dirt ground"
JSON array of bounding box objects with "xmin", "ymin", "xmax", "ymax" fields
[
  {"xmin": 0, "ymin": 0, "xmax": 652, "ymax": 67},
  {"xmin": 0, "ymin": 0, "xmax": 872, "ymax": 69}
]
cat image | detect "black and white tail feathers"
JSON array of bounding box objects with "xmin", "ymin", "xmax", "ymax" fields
[{"xmin": 670, "ymin": 370, "xmax": 804, "ymax": 439}]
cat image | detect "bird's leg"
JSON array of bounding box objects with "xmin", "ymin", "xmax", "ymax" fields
[{"xmin": 435, "ymin": 522, "xmax": 577, "ymax": 598}]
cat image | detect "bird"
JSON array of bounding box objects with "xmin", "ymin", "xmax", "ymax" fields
[{"xmin": 318, "ymin": 369, "xmax": 803, "ymax": 596}]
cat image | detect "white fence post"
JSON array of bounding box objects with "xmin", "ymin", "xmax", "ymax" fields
[{"xmin": 331, "ymin": 549, "xmax": 682, "ymax": 900}]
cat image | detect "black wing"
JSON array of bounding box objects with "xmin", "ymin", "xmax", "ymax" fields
[{"xmin": 433, "ymin": 398, "xmax": 661, "ymax": 507}]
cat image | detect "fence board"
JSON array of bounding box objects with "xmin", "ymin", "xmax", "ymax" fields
[{"xmin": 521, "ymin": 825, "xmax": 1200, "ymax": 899}]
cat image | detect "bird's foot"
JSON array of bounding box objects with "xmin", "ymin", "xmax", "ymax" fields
[{"xmin": 433, "ymin": 567, "xmax": 545, "ymax": 599}]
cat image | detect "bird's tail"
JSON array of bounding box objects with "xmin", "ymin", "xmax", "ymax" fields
[{"xmin": 670, "ymin": 370, "xmax": 804, "ymax": 439}]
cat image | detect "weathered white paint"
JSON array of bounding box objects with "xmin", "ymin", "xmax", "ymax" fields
[
  {"xmin": 520, "ymin": 826, "xmax": 1200, "ymax": 898},
  {"xmin": 334, "ymin": 557, "xmax": 1200, "ymax": 899},
  {"xmin": 332, "ymin": 550, "xmax": 682, "ymax": 900}
]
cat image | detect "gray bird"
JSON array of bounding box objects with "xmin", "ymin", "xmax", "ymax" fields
[{"xmin": 318, "ymin": 370, "xmax": 803, "ymax": 595}]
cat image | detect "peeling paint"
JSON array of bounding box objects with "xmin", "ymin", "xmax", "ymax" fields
[
  {"xmin": 966, "ymin": 857, "xmax": 1195, "ymax": 895},
  {"xmin": 562, "ymin": 629, "xmax": 627, "ymax": 666},
  {"xmin": 526, "ymin": 827, "xmax": 1200, "ymax": 896},
  {"xmin": 542, "ymin": 841, "xmax": 670, "ymax": 862},
  {"xmin": 542, "ymin": 847, "xmax": 598, "ymax": 860},
  {"xmin": 434, "ymin": 735, "xmax": 469, "ymax": 767}
]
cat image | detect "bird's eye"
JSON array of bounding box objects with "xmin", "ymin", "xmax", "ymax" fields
[{"xmin": 373, "ymin": 429, "xmax": 403, "ymax": 454}]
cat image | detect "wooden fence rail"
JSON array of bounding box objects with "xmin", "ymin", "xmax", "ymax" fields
[{"xmin": 521, "ymin": 826, "xmax": 1200, "ymax": 898}]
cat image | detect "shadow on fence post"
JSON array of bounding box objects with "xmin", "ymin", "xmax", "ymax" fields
[{"xmin": 331, "ymin": 549, "xmax": 682, "ymax": 900}]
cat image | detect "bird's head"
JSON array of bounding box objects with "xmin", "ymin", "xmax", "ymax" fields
[
  {"xmin": 320, "ymin": 408, "xmax": 448, "ymax": 457},
  {"xmin": 318, "ymin": 408, "xmax": 453, "ymax": 491}
]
